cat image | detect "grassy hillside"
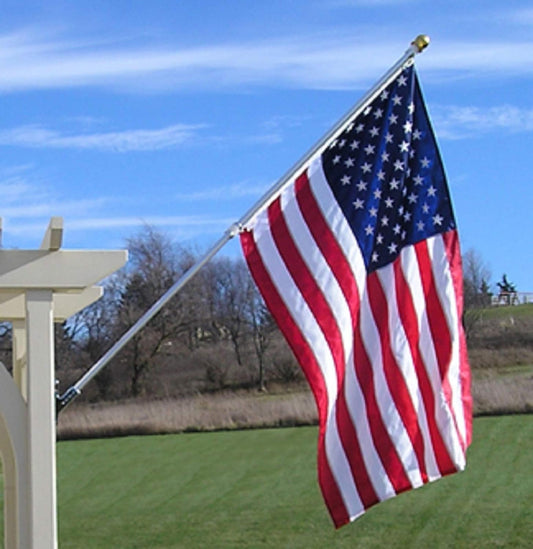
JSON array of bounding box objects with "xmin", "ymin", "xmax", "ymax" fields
[
  {"xmin": 3, "ymin": 416, "xmax": 529, "ymax": 547},
  {"xmin": 467, "ymin": 303, "xmax": 533, "ymax": 369},
  {"xmin": 467, "ymin": 304, "xmax": 533, "ymax": 415}
]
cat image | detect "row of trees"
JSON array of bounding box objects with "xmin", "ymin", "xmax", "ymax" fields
[
  {"xmin": 52, "ymin": 227, "xmax": 296, "ymax": 401},
  {"xmin": 0, "ymin": 227, "xmax": 514, "ymax": 401}
]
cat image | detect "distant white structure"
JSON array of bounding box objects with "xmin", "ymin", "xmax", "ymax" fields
[
  {"xmin": 518, "ymin": 292, "xmax": 533, "ymax": 304},
  {"xmin": 0, "ymin": 218, "xmax": 127, "ymax": 549},
  {"xmin": 492, "ymin": 291, "xmax": 533, "ymax": 306}
]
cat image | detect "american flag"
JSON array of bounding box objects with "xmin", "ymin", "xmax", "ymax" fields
[{"xmin": 240, "ymin": 63, "xmax": 472, "ymax": 528}]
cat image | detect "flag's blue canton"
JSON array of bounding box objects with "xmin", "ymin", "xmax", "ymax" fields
[{"xmin": 322, "ymin": 64, "xmax": 455, "ymax": 272}]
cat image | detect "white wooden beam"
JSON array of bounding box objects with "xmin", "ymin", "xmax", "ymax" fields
[
  {"xmin": 0, "ymin": 250, "xmax": 127, "ymax": 290},
  {"xmin": 0, "ymin": 286, "xmax": 103, "ymax": 322},
  {"xmin": 40, "ymin": 217, "xmax": 63, "ymax": 251}
]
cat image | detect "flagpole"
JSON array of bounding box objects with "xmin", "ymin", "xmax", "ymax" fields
[
  {"xmin": 56, "ymin": 35, "xmax": 429, "ymax": 413},
  {"xmin": 56, "ymin": 227, "xmax": 238, "ymax": 412}
]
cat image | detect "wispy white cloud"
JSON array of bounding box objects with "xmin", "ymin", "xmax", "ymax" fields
[
  {"xmin": 0, "ymin": 177, "xmax": 43, "ymax": 203},
  {"xmin": 0, "ymin": 167, "xmax": 109, "ymax": 232},
  {"xmin": 0, "ymin": 123, "xmax": 205, "ymax": 152},
  {"xmin": 1, "ymin": 198, "xmax": 108, "ymax": 219},
  {"xmin": 0, "ymin": 165, "xmax": 235, "ymax": 248},
  {"xmin": 5, "ymin": 214, "xmax": 236, "ymax": 251},
  {"xmin": 1, "ymin": 28, "xmax": 533, "ymax": 93},
  {"xmin": 244, "ymin": 133, "xmax": 284, "ymax": 145},
  {"xmin": 0, "ymin": 122, "xmax": 288, "ymax": 152},
  {"xmin": 175, "ymin": 181, "xmax": 269, "ymax": 202},
  {"xmin": 418, "ymin": 41, "xmax": 533, "ymax": 77},
  {"xmin": 0, "ymin": 29, "xmax": 382, "ymax": 91},
  {"xmin": 0, "ymin": 167, "xmax": 55, "ymax": 212},
  {"xmin": 433, "ymin": 105, "xmax": 533, "ymax": 139},
  {"xmin": 65, "ymin": 215, "xmax": 234, "ymax": 231},
  {"xmin": 262, "ymin": 114, "xmax": 307, "ymax": 130}
]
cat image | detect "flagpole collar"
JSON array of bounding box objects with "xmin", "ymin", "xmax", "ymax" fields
[
  {"xmin": 226, "ymin": 222, "xmax": 242, "ymax": 238},
  {"xmin": 411, "ymin": 35, "xmax": 430, "ymax": 53}
]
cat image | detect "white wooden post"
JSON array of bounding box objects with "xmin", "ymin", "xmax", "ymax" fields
[
  {"xmin": 26, "ymin": 290, "xmax": 57, "ymax": 546},
  {"xmin": 0, "ymin": 218, "xmax": 127, "ymax": 548}
]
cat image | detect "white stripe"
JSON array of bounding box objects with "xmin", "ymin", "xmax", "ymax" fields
[
  {"xmin": 306, "ymin": 159, "xmax": 400, "ymax": 500},
  {"xmin": 307, "ymin": 158, "xmax": 367, "ymax": 293},
  {"xmin": 307, "ymin": 159, "xmax": 426, "ymax": 492},
  {"xmin": 399, "ymin": 241, "xmax": 464, "ymax": 468},
  {"xmin": 282, "ymin": 176, "xmax": 395, "ymax": 503},
  {"xmin": 324, "ymin": 410, "xmax": 364, "ymax": 518},
  {"xmin": 281, "ymin": 184, "xmax": 352, "ymax": 364},
  {"xmin": 343, "ymin": 349, "xmax": 396, "ymax": 501},
  {"xmin": 252, "ymin": 209, "xmax": 338, "ymax": 411},
  {"xmin": 427, "ymin": 236, "xmax": 467, "ymax": 459},
  {"xmin": 377, "ymin": 263, "xmax": 441, "ymax": 481},
  {"xmin": 281, "ymin": 183, "xmax": 367, "ymax": 517},
  {"xmin": 251, "ymin": 203, "xmax": 363, "ymax": 518},
  {"xmin": 359, "ymin": 289, "xmax": 423, "ymax": 489}
]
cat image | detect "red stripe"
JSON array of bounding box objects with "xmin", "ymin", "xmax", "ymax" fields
[
  {"xmin": 294, "ymin": 173, "xmax": 361, "ymax": 315},
  {"xmin": 268, "ymin": 196, "xmax": 346, "ymax": 384},
  {"xmin": 442, "ymin": 231, "xmax": 472, "ymax": 448},
  {"xmin": 414, "ymin": 243, "xmax": 453, "ymax": 378},
  {"xmin": 240, "ymin": 229, "xmax": 349, "ymax": 527},
  {"xmin": 294, "ymin": 170, "xmax": 412, "ymax": 499},
  {"xmin": 393, "ymin": 258, "xmax": 457, "ymax": 475},
  {"xmin": 269, "ymin": 190, "xmax": 381, "ymax": 515},
  {"xmin": 413, "ymin": 240, "xmax": 457, "ymax": 441},
  {"xmin": 294, "ymin": 172, "xmax": 380, "ymax": 510},
  {"xmin": 366, "ymin": 271, "xmax": 428, "ymax": 483},
  {"xmin": 353, "ymin": 319, "xmax": 412, "ymax": 494},
  {"xmin": 334, "ymin": 393, "xmax": 380, "ymax": 511},
  {"xmin": 320, "ymin": 447, "xmax": 351, "ymax": 528}
]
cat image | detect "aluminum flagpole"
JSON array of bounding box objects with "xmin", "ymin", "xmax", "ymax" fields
[
  {"xmin": 56, "ymin": 227, "xmax": 238, "ymax": 411},
  {"xmin": 56, "ymin": 34, "xmax": 430, "ymax": 413}
]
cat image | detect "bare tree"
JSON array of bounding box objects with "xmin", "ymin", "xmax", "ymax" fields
[
  {"xmin": 68, "ymin": 274, "xmax": 125, "ymax": 398},
  {"xmin": 53, "ymin": 225, "xmax": 293, "ymax": 401},
  {"xmin": 463, "ymin": 248, "xmax": 492, "ymax": 309},
  {"xmin": 247, "ymin": 285, "xmax": 276, "ymax": 392},
  {"xmin": 116, "ymin": 226, "xmax": 201, "ymax": 397},
  {"xmin": 207, "ymin": 257, "xmax": 256, "ymax": 367},
  {"xmin": 462, "ymin": 248, "xmax": 492, "ymax": 341}
]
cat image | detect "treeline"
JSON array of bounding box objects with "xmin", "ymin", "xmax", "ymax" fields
[
  {"xmin": 51, "ymin": 227, "xmax": 299, "ymax": 402},
  {"xmin": 0, "ymin": 230, "xmax": 510, "ymax": 403}
]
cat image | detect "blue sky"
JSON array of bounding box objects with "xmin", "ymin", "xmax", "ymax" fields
[{"xmin": 1, "ymin": 0, "xmax": 532, "ymax": 292}]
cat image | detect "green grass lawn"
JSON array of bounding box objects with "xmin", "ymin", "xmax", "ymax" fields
[{"xmin": 1, "ymin": 416, "xmax": 532, "ymax": 547}]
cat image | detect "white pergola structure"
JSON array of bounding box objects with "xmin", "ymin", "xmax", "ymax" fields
[{"xmin": 0, "ymin": 218, "xmax": 127, "ymax": 549}]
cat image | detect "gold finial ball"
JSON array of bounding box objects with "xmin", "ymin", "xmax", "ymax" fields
[{"xmin": 412, "ymin": 34, "xmax": 430, "ymax": 52}]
